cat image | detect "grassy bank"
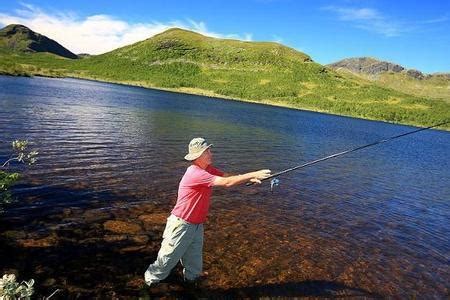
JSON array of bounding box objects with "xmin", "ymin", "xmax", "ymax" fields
[{"xmin": 1, "ymin": 28, "xmax": 449, "ymax": 130}]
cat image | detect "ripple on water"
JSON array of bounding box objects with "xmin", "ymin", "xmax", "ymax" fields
[{"xmin": 0, "ymin": 75, "xmax": 449, "ymax": 298}]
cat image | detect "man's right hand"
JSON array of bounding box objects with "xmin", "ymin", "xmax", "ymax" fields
[{"xmin": 250, "ymin": 169, "xmax": 271, "ymax": 184}]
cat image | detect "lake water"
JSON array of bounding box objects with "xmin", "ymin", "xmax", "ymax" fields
[{"xmin": 0, "ymin": 75, "xmax": 449, "ymax": 298}]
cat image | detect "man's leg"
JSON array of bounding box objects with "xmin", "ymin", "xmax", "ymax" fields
[
  {"xmin": 144, "ymin": 216, "xmax": 195, "ymax": 286},
  {"xmin": 180, "ymin": 224, "xmax": 204, "ymax": 281}
]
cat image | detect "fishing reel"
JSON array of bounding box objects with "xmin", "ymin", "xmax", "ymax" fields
[
  {"xmin": 270, "ymin": 178, "xmax": 280, "ymax": 192},
  {"xmin": 246, "ymin": 177, "xmax": 280, "ymax": 191}
]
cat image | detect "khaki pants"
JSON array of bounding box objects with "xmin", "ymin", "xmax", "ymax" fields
[{"xmin": 145, "ymin": 214, "xmax": 204, "ymax": 284}]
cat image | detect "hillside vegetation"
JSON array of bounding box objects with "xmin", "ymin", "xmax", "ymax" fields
[
  {"xmin": 0, "ymin": 24, "xmax": 77, "ymax": 58},
  {"xmin": 329, "ymin": 57, "xmax": 450, "ymax": 103},
  {"xmin": 1, "ymin": 26, "xmax": 449, "ymax": 130}
]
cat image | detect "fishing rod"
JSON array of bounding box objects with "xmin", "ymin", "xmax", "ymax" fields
[{"xmin": 247, "ymin": 120, "xmax": 449, "ymax": 189}]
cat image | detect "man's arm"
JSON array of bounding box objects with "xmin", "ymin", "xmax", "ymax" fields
[{"xmin": 213, "ymin": 169, "xmax": 271, "ymax": 187}]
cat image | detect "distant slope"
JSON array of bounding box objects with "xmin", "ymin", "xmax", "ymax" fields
[
  {"xmin": 0, "ymin": 26, "xmax": 449, "ymax": 130},
  {"xmin": 0, "ymin": 24, "xmax": 78, "ymax": 59},
  {"xmin": 328, "ymin": 57, "xmax": 450, "ymax": 102},
  {"xmin": 329, "ymin": 57, "xmax": 407, "ymax": 76}
]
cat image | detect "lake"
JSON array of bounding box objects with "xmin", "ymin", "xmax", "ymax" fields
[{"xmin": 0, "ymin": 75, "xmax": 449, "ymax": 298}]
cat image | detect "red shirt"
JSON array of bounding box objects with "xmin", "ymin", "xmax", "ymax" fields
[{"xmin": 171, "ymin": 165, "xmax": 224, "ymax": 224}]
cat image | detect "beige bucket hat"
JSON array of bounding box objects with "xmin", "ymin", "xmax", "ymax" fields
[{"xmin": 184, "ymin": 137, "xmax": 213, "ymax": 161}]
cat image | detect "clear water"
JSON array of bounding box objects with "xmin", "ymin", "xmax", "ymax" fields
[{"xmin": 0, "ymin": 76, "xmax": 449, "ymax": 297}]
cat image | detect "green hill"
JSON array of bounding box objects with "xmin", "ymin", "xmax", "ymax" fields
[
  {"xmin": 1, "ymin": 25, "xmax": 449, "ymax": 130},
  {"xmin": 0, "ymin": 24, "xmax": 78, "ymax": 59},
  {"xmin": 328, "ymin": 57, "xmax": 450, "ymax": 103}
]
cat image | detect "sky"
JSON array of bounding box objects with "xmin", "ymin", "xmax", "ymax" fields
[{"xmin": 0, "ymin": 0, "xmax": 449, "ymax": 73}]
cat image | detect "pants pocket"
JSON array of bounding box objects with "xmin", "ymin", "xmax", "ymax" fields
[{"xmin": 162, "ymin": 217, "xmax": 185, "ymax": 244}]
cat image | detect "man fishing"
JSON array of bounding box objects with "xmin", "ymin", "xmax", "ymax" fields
[{"xmin": 144, "ymin": 137, "xmax": 271, "ymax": 287}]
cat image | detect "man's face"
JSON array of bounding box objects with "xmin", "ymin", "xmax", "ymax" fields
[{"xmin": 198, "ymin": 148, "xmax": 213, "ymax": 166}]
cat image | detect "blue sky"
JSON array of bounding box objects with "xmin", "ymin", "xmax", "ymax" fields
[{"xmin": 1, "ymin": 0, "xmax": 449, "ymax": 73}]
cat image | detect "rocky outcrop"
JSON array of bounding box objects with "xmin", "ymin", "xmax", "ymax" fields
[
  {"xmin": 406, "ymin": 69, "xmax": 424, "ymax": 80},
  {"xmin": 328, "ymin": 57, "xmax": 404, "ymax": 75},
  {"xmin": 327, "ymin": 57, "xmax": 429, "ymax": 80}
]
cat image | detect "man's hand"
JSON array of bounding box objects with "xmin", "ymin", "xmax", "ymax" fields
[{"xmin": 249, "ymin": 169, "xmax": 271, "ymax": 184}]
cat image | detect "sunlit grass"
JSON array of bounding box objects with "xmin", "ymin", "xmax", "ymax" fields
[{"xmin": 1, "ymin": 28, "xmax": 449, "ymax": 130}]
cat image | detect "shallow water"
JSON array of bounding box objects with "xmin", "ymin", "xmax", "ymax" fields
[{"xmin": 0, "ymin": 75, "xmax": 449, "ymax": 298}]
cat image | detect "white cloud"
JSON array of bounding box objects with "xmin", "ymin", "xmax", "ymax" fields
[
  {"xmin": 271, "ymin": 34, "xmax": 284, "ymax": 44},
  {"xmin": 0, "ymin": 3, "xmax": 253, "ymax": 54},
  {"xmin": 322, "ymin": 6, "xmax": 406, "ymax": 37},
  {"xmin": 336, "ymin": 7, "xmax": 380, "ymax": 21},
  {"xmin": 324, "ymin": 6, "xmax": 449, "ymax": 38},
  {"xmin": 419, "ymin": 15, "xmax": 449, "ymax": 24},
  {"xmin": 185, "ymin": 19, "xmax": 253, "ymax": 41}
]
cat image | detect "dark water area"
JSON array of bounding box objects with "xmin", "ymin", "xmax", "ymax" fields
[{"xmin": 0, "ymin": 75, "xmax": 449, "ymax": 298}]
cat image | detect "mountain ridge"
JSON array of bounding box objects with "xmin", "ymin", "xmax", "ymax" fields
[
  {"xmin": 328, "ymin": 57, "xmax": 450, "ymax": 79},
  {"xmin": 328, "ymin": 57, "xmax": 450, "ymax": 102},
  {"xmin": 0, "ymin": 24, "xmax": 449, "ymax": 130},
  {"xmin": 0, "ymin": 24, "xmax": 78, "ymax": 59}
]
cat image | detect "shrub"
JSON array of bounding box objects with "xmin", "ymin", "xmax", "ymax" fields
[
  {"xmin": 0, "ymin": 274, "xmax": 34, "ymax": 299},
  {"xmin": 0, "ymin": 140, "xmax": 38, "ymax": 213}
]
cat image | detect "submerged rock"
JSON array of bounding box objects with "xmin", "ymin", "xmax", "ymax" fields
[
  {"xmin": 138, "ymin": 213, "xmax": 168, "ymax": 225},
  {"xmin": 2, "ymin": 230, "xmax": 27, "ymax": 239},
  {"xmin": 82, "ymin": 209, "xmax": 112, "ymax": 223},
  {"xmin": 103, "ymin": 234, "xmax": 128, "ymax": 243},
  {"xmin": 119, "ymin": 245, "xmax": 146, "ymax": 253},
  {"xmin": 103, "ymin": 220, "xmax": 142, "ymax": 234},
  {"xmin": 130, "ymin": 235, "xmax": 149, "ymax": 244},
  {"xmin": 17, "ymin": 234, "xmax": 59, "ymax": 247}
]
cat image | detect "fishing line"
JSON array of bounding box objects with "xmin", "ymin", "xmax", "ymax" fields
[{"xmin": 247, "ymin": 120, "xmax": 449, "ymax": 190}]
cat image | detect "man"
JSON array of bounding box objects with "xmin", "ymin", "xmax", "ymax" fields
[{"xmin": 144, "ymin": 137, "xmax": 271, "ymax": 286}]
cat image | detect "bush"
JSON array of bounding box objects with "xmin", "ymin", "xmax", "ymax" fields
[
  {"xmin": 0, "ymin": 140, "xmax": 38, "ymax": 213},
  {"xmin": 0, "ymin": 274, "xmax": 34, "ymax": 299}
]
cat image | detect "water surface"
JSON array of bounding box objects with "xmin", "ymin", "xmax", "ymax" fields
[{"xmin": 0, "ymin": 76, "xmax": 449, "ymax": 298}]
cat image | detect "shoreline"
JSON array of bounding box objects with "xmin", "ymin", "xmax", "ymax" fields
[{"xmin": 2, "ymin": 72, "xmax": 449, "ymax": 131}]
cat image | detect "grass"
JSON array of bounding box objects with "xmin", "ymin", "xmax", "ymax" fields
[
  {"xmin": 1, "ymin": 28, "xmax": 449, "ymax": 130},
  {"xmin": 374, "ymin": 72, "xmax": 450, "ymax": 103},
  {"xmin": 334, "ymin": 68, "xmax": 450, "ymax": 103}
]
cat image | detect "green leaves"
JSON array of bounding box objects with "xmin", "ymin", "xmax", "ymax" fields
[
  {"xmin": 0, "ymin": 171, "xmax": 20, "ymax": 192},
  {"xmin": 1, "ymin": 139, "xmax": 38, "ymax": 212},
  {"xmin": 0, "ymin": 273, "xmax": 35, "ymax": 299},
  {"xmin": 3, "ymin": 139, "xmax": 39, "ymax": 167}
]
